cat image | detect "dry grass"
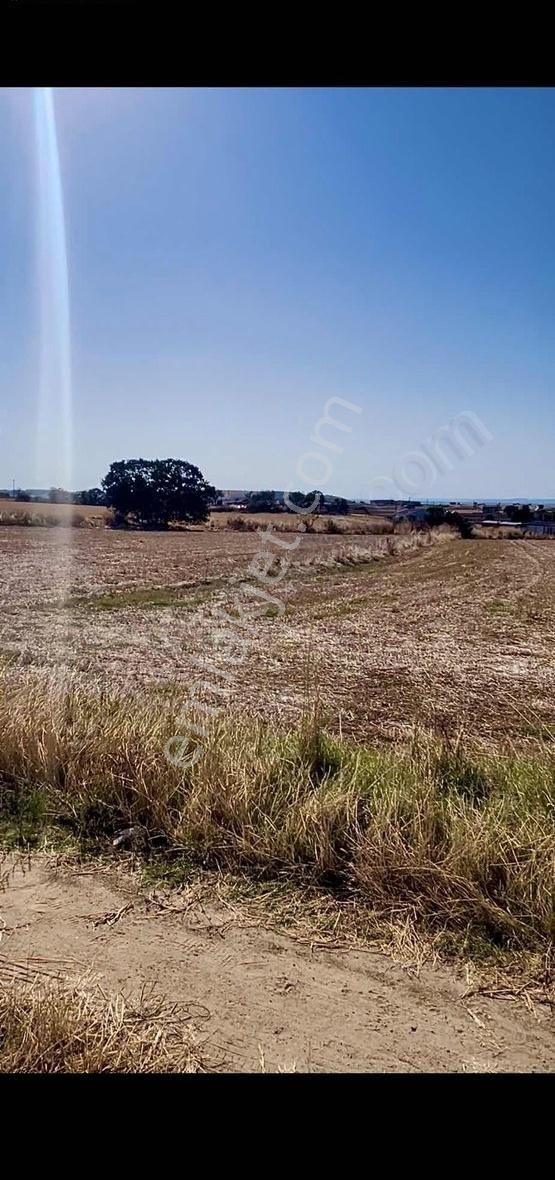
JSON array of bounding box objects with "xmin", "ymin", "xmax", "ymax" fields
[
  {"xmin": 0, "ymin": 975, "xmax": 204, "ymax": 1072},
  {"xmin": 0, "ymin": 671, "xmax": 552, "ymax": 959},
  {"xmin": 0, "ymin": 498, "xmax": 107, "ymax": 528},
  {"xmin": 0, "ymin": 503, "xmax": 394, "ymax": 535},
  {"xmin": 212, "ymin": 510, "xmax": 395, "ymax": 534},
  {"xmin": 478, "ymin": 526, "xmax": 525, "ymax": 540}
]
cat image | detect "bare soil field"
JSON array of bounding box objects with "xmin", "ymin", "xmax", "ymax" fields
[
  {"xmin": 1, "ymin": 855, "xmax": 553, "ymax": 1073},
  {"xmin": 2, "ymin": 525, "xmax": 555, "ymax": 748},
  {"xmin": 0, "ymin": 522, "xmax": 399, "ymax": 604}
]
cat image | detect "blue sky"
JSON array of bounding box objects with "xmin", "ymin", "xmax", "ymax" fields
[{"xmin": 1, "ymin": 86, "xmax": 555, "ymax": 499}]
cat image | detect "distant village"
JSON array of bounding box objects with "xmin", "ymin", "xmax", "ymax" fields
[
  {"xmin": 2, "ymin": 486, "xmax": 555, "ymax": 535},
  {"xmin": 213, "ymin": 491, "xmax": 555, "ymax": 535}
]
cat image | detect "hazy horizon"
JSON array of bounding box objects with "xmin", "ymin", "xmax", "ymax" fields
[{"xmin": 4, "ymin": 485, "xmax": 555, "ymax": 507}]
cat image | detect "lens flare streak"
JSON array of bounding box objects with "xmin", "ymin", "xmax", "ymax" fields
[{"xmin": 34, "ymin": 87, "xmax": 72, "ymax": 490}]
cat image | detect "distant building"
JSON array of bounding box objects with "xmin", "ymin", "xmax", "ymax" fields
[
  {"xmin": 526, "ymin": 520, "xmax": 555, "ymax": 536},
  {"xmin": 446, "ymin": 504, "xmax": 485, "ymax": 523},
  {"xmin": 221, "ymin": 490, "xmax": 249, "ymax": 508},
  {"xmin": 482, "ymin": 519, "xmax": 523, "ymax": 527},
  {"xmin": 393, "ymin": 505, "xmax": 429, "ymax": 524}
]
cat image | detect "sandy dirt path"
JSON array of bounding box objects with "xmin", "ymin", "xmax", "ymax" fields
[{"xmin": 1, "ymin": 856, "xmax": 553, "ymax": 1073}]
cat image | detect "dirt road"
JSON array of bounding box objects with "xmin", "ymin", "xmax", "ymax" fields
[{"xmin": 1, "ymin": 856, "xmax": 553, "ymax": 1072}]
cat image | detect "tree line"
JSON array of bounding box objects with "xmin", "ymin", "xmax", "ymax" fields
[
  {"xmin": 241, "ymin": 490, "xmax": 350, "ymax": 514},
  {"xmin": 13, "ymin": 463, "xmax": 353, "ymax": 528}
]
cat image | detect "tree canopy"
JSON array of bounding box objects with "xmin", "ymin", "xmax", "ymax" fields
[
  {"xmin": 246, "ymin": 490, "xmax": 279, "ymax": 513},
  {"xmin": 329, "ymin": 496, "xmax": 350, "ymax": 515},
  {"xmin": 48, "ymin": 487, "xmax": 73, "ymax": 504},
  {"xmin": 102, "ymin": 458, "xmax": 215, "ymax": 528},
  {"xmin": 75, "ymin": 488, "xmax": 106, "ymax": 507},
  {"xmin": 425, "ymin": 505, "xmax": 474, "ymax": 538},
  {"xmin": 504, "ymin": 503, "xmax": 532, "ymax": 522},
  {"xmin": 287, "ymin": 490, "xmax": 323, "ymax": 512}
]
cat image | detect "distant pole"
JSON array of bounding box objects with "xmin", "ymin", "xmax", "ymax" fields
[{"xmin": 12, "ymin": 479, "xmax": 15, "ymax": 499}]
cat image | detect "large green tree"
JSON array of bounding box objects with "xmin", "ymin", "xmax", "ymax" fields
[{"xmin": 102, "ymin": 458, "xmax": 215, "ymax": 528}]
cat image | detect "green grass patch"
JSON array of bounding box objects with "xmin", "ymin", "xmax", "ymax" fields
[
  {"xmin": 486, "ymin": 599, "xmax": 515, "ymax": 616},
  {"xmin": 263, "ymin": 604, "xmax": 283, "ymax": 619},
  {"xmin": 142, "ymin": 854, "xmax": 196, "ymax": 889},
  {"xmin": 67, "ymin": 586, "xmax": 213, "ymax": 612}
]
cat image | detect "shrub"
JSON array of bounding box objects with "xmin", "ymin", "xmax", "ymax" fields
[
  {"xmin": 426, "ymin": 506, "xmax": 474, "ymax": 539},
  {"xmin": 227, "ymin": 516, "xmax": 257, "ymax": 532}
]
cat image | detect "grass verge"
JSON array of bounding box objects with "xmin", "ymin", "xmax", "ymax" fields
[{"xmin": 0, "ymin": 670, "xmax": 553, "ymax": 961}]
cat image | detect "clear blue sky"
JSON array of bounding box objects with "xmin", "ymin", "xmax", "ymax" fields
[{"xmin": 2, "ymin": 86, "xmax": 555, "ymax": 499}]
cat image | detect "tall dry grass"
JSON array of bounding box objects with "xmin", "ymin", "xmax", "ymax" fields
[
  {"xmin": 0, "ymin": 977, "xmax": 203, "ymax": 1072},
  {"xmin": 0, "ymin": 671, "xmax": 553, "ymax": 955},
  {"xmin": 221, "ymin": 512, "xmax": 395, "ymax": 535},
  {"xmin": 0, "ymin": 499, "xmax": 107, "ymax": 529},
  {"xmin": 0, "ymin": 509, "xmax": 89, "ymax": 528}
]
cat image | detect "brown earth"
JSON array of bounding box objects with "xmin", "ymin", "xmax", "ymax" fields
[
  {"xmin": 2, "ymin": 527, "xmax": 555, "ymax": 748},
  {"xmin": 0, "ymin": 521, "xmax": 383, "ymax": 603},
  {"xmin": 1, "ymin": 855, "xmax": 553, "ymax": 1073}
]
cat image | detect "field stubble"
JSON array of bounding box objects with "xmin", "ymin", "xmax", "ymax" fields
[
  {"xmin": 1, "ymin": 527, "xmax": 555, "ymax": 748},
  {"xmin": 0, "ymin": 526, "xmax": 554, "ymax": 980},
  {"xmin": 0, "ymin": 523, "xmax": 552, "ymax": 1062}
]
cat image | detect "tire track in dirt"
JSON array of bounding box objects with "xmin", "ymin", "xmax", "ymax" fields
[{"xmin": 1, "ymin": 857, "xmax": 553, "ymax": 1073}]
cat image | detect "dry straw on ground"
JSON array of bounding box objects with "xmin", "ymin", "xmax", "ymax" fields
[{"xmin": 0, "ymin": 975, "xmax": 204, "ymax": 1072}]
